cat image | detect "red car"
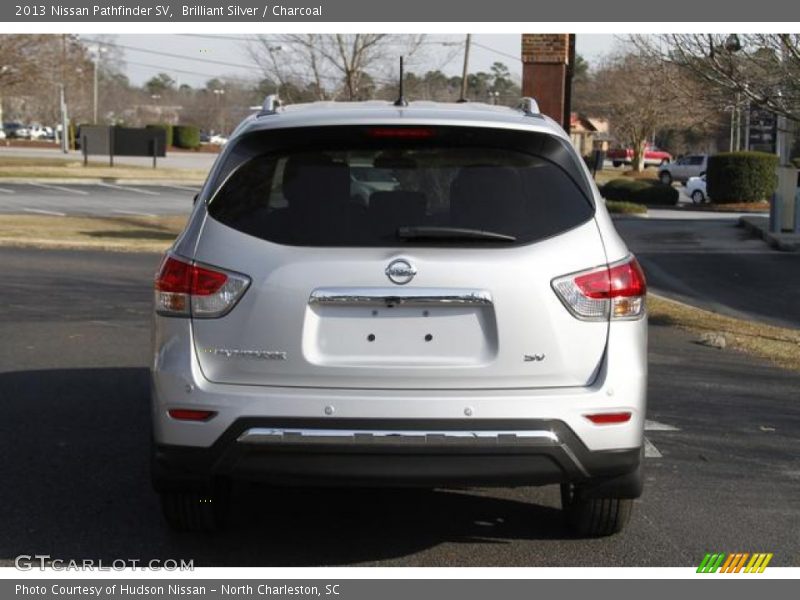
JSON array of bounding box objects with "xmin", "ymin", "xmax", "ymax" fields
[{"xmin": 607, "ymin": 145, "xmax": 672, "ymax": 168}]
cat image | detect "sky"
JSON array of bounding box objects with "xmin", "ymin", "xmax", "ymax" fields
[{"xmin": 83, "ymin": 34, "xmax": 620, "ymax": 89}]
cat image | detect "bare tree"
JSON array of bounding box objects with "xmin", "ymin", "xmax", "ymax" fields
[
  {"xmin": 0, "ymin": 35, "xmax": 94, "ymax": 125},
  {"xmin": 633, "ymin": 34, "xmax": 800, "ymax": 123},
  {"xmin": 578, "ymin": 51, "xmax": 720, "ymax": 171},
  {"xmin": 248, "ymin": 34, "xmax": 424, "ymax": 102},
  {"xmin": 0, "ymin": 35, "xmax": 46, "ymax": 89}
]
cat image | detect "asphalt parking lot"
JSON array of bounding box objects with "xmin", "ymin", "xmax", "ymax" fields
[
  {"xmin": 0, "ymin": 182, "xmax": 198, "ymax": 216},
  {"xmin": 0, "ymin": 246, "xmax": 798, "ymax": 567},
  {"xmin": 616, "ymin": 215, "xmax": 800, "ymax": 328}
]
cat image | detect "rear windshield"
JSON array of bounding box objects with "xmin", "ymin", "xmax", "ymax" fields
[{"xmin": 208, "ymin": 125, "xmax": 594, "ymax": 247}]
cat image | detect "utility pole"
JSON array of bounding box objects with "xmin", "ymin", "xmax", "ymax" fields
[
  {"xmin": 93, "ymin": 52, "xmax": 98, "ymax": 124},
  {"xmin": 60, "ymin": 34, "xmax": 69, "ymax": 153},
  {"xmin": 734, "ymin": 92, "xmax": 742, "ymax": 151},
  {"xmin": 458, "ymin": 33, "xmax": 471, "ymax": 102}
]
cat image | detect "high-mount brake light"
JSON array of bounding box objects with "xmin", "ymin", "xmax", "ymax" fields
[
  {"xmin": 154, "ymin": 253, "xmax": 250, "ymax": 318},
  {"xmin": 551, "ymin": 255, "xmax": 647, "ymax": 321},
  {"xmin": 367, "ymin": 127, "xmax": 436, "ymax": 139}
]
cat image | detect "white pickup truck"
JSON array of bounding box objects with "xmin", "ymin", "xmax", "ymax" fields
[{"xmin": 658, "ymin": 154, "xmax": 708, "ymax": 185}]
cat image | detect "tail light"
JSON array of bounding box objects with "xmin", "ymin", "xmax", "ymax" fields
[
  {"xmin": 551, "ymin": 255, "xmax": 646, "ymax": 321},
  {"xmin": 154, "ymin": 252, "xmax": 250, "ymax": 318}
]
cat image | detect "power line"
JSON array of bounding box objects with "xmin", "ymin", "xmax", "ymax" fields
[
  {"xmin": 470, "ymin": 41, "xmax": 522, "ymax": 63},
  {"xmin": 123, "ymin": 60, "xmax": 258, "ymax": 83},
  {"xmin": 179, "ymin": 33, "xmax": 258, "ymax": 42},
  {"xmin": 81, "ymin": 37, "xmax": 256, "ymax": 70}
]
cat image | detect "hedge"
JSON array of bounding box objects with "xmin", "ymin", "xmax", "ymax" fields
[
  {"xmin": 706, "ymin": 151, "xmax": 778, "ymax": 203},
  {"xmin": 146, "ymin": 123, "xmax": 173, "ymax": 148},
  {"xmin": 172, "ymin": 125, "xmax": 201, "ymax": 149},
  {"xmin": 600, "ymin": 178, "xmax": 678, "ymax": 206}
]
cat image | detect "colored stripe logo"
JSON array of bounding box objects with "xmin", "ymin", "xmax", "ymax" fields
[{"xmin": 697, "ymin": 552, "xmax": 773, "ymax": 573}]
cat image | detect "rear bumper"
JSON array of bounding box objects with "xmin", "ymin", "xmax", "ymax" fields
[{"xmin": 152, "ymin": 418, "xmax": 642, "ymax": 496}]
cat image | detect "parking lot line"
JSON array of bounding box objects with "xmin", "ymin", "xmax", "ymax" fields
[
  {"xmin": 645, "ymin": 420, "xmax": 680, "ymax": 431},
  {"xmin": 23, "ymin": 208, "xmax": 67, "ymax": 216},
  {"xmin": 27, "ymin": 182, "xmax": 89, "ymax": 195},
  {"xmin": 157, "ymin": 184, "xmax": 201, "ymax": 192},
  {"xmin": 112, "ymin": 209, "xmax": 157, "ymax": 217},
  {"xmin": 644, "ymin": 437, "xmax": 663, "ymax": 458},
  {"xmin": 97, "ymin": 182, "xmax": 161, "ymax": 196}
]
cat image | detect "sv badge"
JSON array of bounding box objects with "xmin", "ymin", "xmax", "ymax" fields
[{"xmin": 524, "ymin": 354, "xmax": 546, "ymax": 362}]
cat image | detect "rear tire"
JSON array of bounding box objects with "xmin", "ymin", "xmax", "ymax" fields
[
  {"xmin": 612, "ymin": 161, "xmax": 622, "ymax": 168},
  {"xmin": 659, "ymin": 171, "xmax": 672, "ymax": 185},
  {"xmin": 561, "ymin": 483, "xmax": 633, "ymax": 537},
  {"xmin": 691, "ymin": 190, "xmax": 705, "ymax": 204},
  {"xmin": 159, "ymin": 484, "xmax": 230, "ymax": 532}
]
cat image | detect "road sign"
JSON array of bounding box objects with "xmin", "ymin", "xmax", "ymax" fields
[{"xmin": 748, "ymin": 108, "xmax": 777, "ymax": 153}]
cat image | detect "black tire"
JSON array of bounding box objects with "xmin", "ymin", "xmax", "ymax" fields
[
  {"xmin": 659, "ymin": 171, "xmax": 672, "ymax": 185},
  {"xmin": 561, "ymin": 483, "xmax": 633, "ymax": 537},
  {"xmin": 159, "ymin": 484, "xmax": 230, "ymax": 532},
  {"xmin": 691, "ymin": 190, "xmax": 705, "ymax": 205},
  {"xmin": 612, "ymin": 161, "xmax": 622, "ymax": 168}
]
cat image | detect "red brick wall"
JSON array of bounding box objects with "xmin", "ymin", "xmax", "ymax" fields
[{"xmin": 521, "ymin": 34, "xmax": 571, "ymax": 128}]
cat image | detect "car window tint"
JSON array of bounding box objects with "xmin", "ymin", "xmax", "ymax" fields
[{"xmin": 208, "ymin": 126, "xmax": 594, "ymax": 247}]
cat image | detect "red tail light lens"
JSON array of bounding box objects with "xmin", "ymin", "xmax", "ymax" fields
[
  {"xmin": 168, "ymin": 409, "xmax": 217, "ymax": 421},
  {"xmin": 585, "ymin": 412, "xmax": 632, "ymax": 425},
  {"xmin": 552, "ymin": 255, "xmax": 647, "ymax": 320},
  {"xmin": 154, "ymin": 253, "xmax": 250, "ymax": 318}
]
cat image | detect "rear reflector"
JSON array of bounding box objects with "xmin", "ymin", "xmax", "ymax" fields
[
  {"xmin": 154, "ymin": 252, "xmax": 250, "ymax": 318},
  {"xmin": 552, "ymin": 255, "xmax": 647, "ymax": 321},
  {"xmin": 585, "ymin": 412, "xmax": 632, "ymax": 425},
  {"xmin": 168, "ymin": 409, "xmax": 217, "ymax": 421},
  {"xmin": 367, "ymin": 127, "xmax": 436, "ymax": 139}
]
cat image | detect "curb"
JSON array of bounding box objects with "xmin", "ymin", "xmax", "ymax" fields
[
  {"xmin": 0, "ymin": 177, "xmax": 204, "ymax": 186},
  {"xmin": 609, "ymin": 212, "xmax": 649, "ymax": 220},
  {"xmin": 739, "ymin": 216, "xmax": 800, "ymax": 252}
]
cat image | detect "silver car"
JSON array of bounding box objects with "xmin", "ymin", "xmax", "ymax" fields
[{"xmin": 151, "ymin": 97, "xmax": 648, "ymax": 536}]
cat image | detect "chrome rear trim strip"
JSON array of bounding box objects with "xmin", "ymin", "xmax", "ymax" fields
[
  {"xmin": 237, "ymin": 428, "xmax": 558, "ymax": 445},
  {"xmin": 308, "ymin": 288, "xmax": 493, "ymax": 307}
]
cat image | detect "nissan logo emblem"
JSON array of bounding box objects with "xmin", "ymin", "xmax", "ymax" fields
[{"xmin": 385, "ymin": 259, "xmax": 416, "ymax": 285}]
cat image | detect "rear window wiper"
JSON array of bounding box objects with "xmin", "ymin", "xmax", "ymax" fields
[{"xmin": 397, "ymin": 226, "xmax": 517, "ymax": 243}]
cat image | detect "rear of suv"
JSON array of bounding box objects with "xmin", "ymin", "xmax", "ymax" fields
[{"xmin": 151, "ymin": 97, "xmax": 648, "ymax": 537}]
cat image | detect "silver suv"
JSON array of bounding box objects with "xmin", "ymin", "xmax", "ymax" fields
[{"xmin": 151, "ymin": 97, "xmax": 648, "ymax": 536}]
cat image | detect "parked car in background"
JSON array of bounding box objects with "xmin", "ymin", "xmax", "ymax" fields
[
  {"xmin": 685, "ymin": 175, "xmax": 709, "ymax": 204},
  {"xmin": 0, "ymin": 130, "xmax": 6, "ymax": 140},
  {"xmin": 607, "ymin": 144, "xmax": 672, "ymax": 168},
  {"xmin": 4, "ymin": 122, "xmax": 31, "ymax": 139},
  {"xmin": 151, "ymin": 96, "xmax": 648, "ymax": 537},
  {"xmin": 350, "ymin": 165, "xmax": 400, "ymax": 205},
  {"xmin": 658, "ymin": 154, "xmax": 708, "ymax": 185},
  {"xmin": 28, "ymin": 124, "xmax": 54, "ymax": 140},
  {"xmin": 209, "ymin": 134, "xmax": 228, "ymax": 146}
]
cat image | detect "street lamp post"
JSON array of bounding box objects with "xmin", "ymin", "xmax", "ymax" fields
[
  {"xmin": 212, "ymin": 88, "xmax": 226, "ymax": 134},
  {"xmin": 90, "ymin": 44, "xmax": 107, "ymax": 124}
]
